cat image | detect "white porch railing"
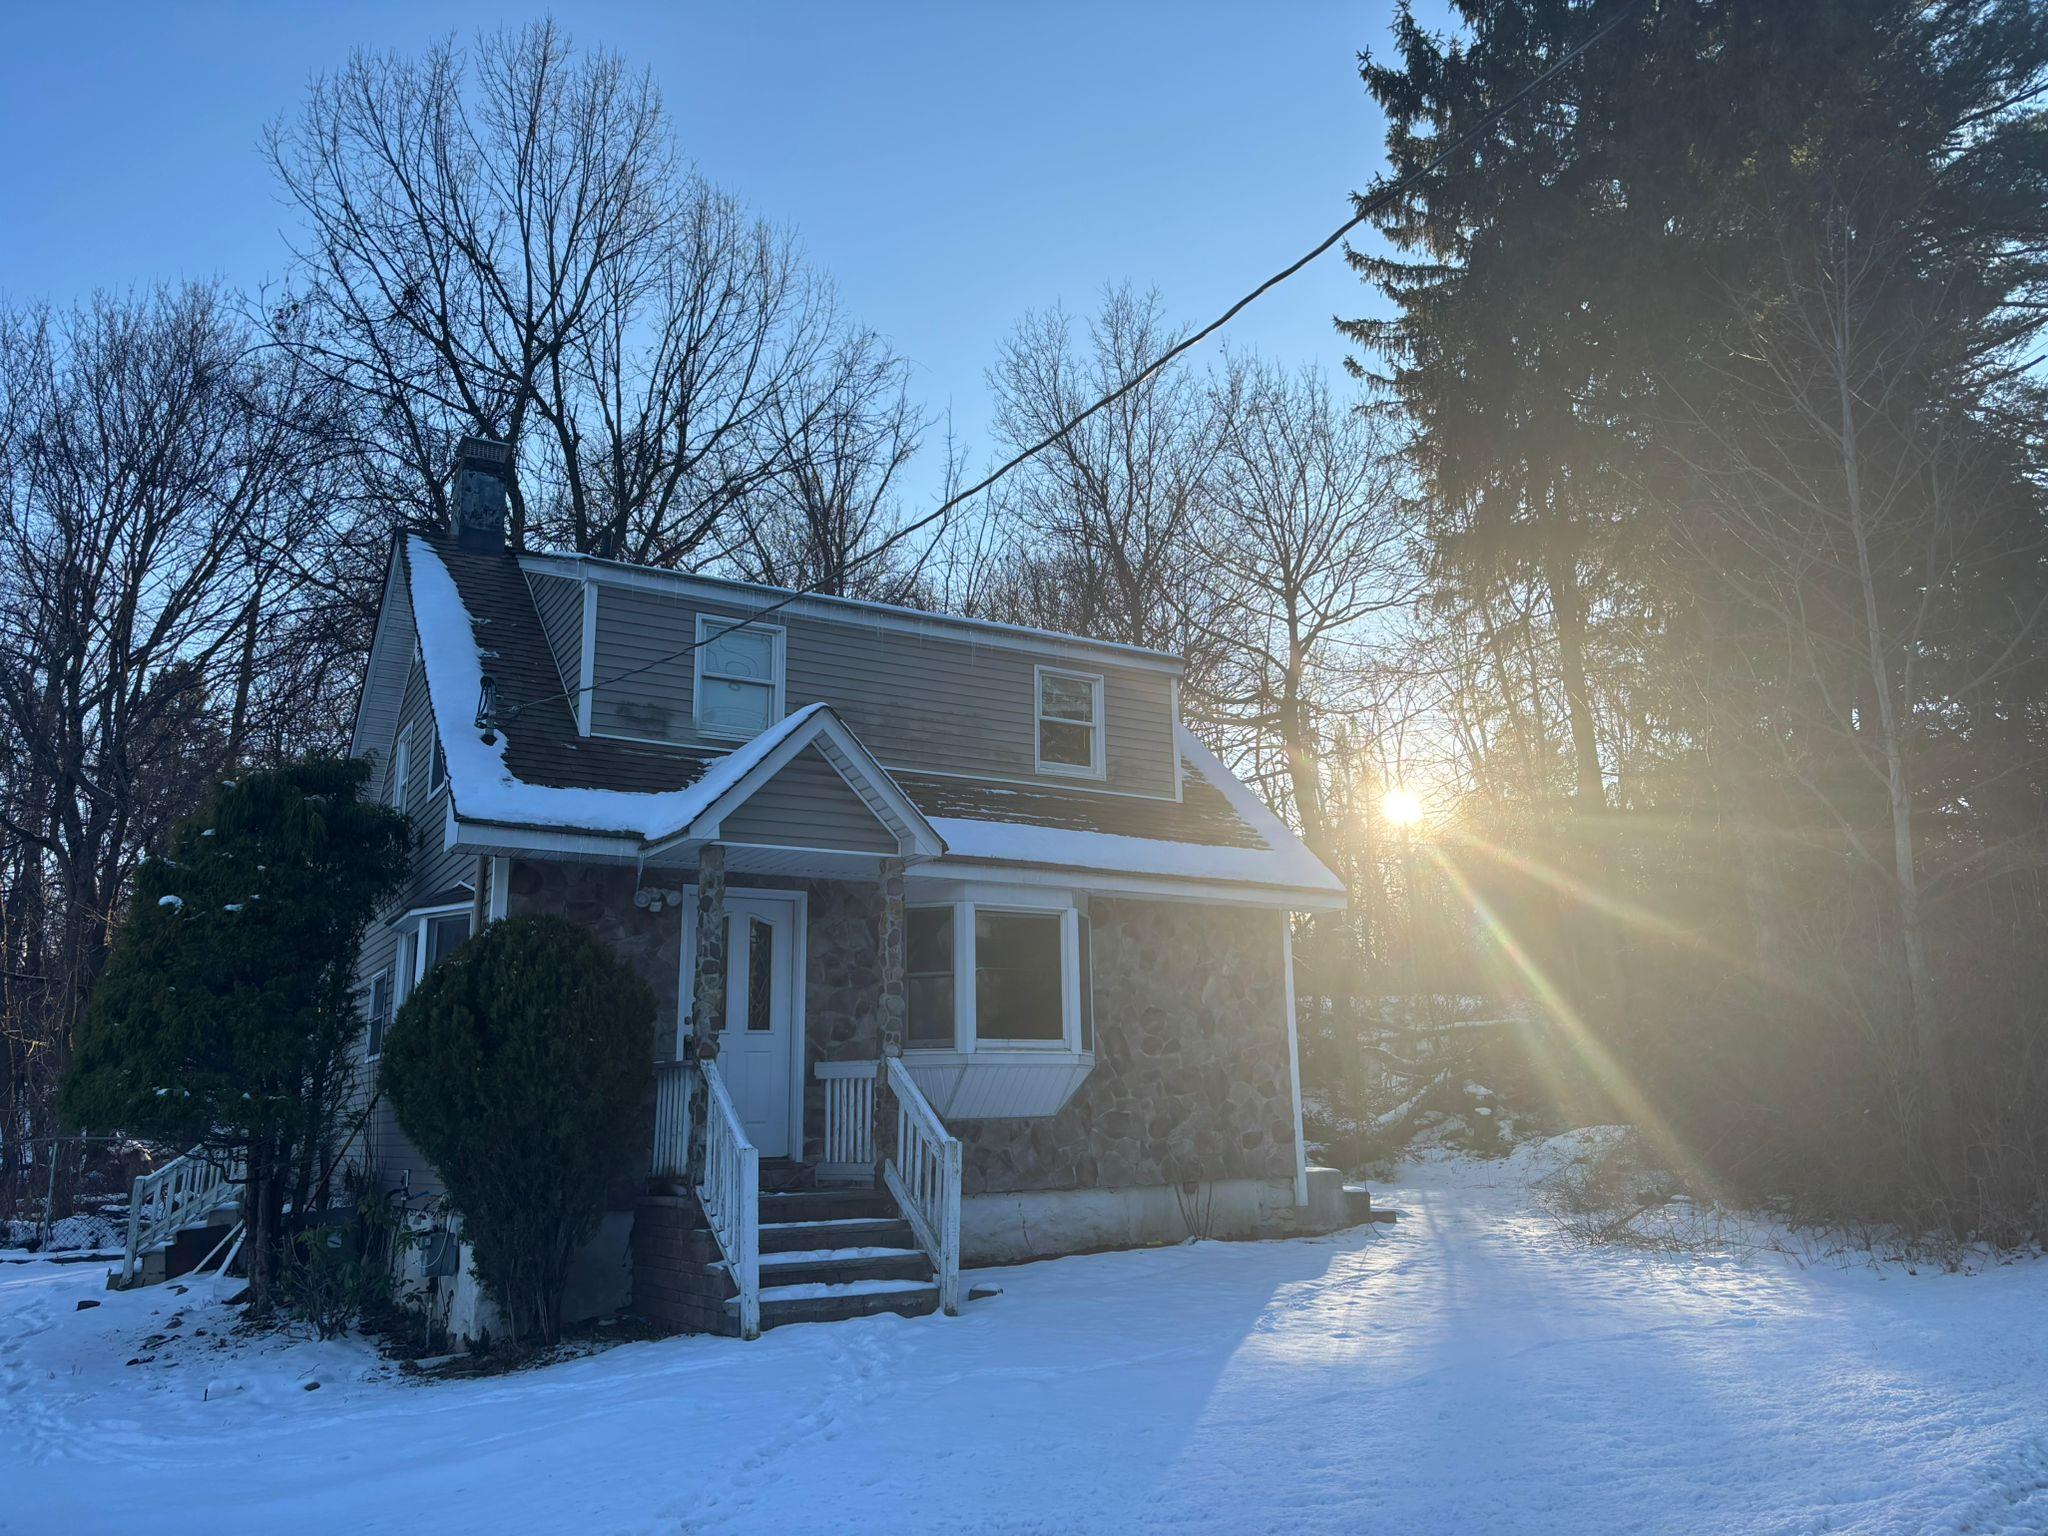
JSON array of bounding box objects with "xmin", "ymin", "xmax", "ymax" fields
[
  {"xmin": 881, "ymin": 1057, "xmax": 962, "ymax": 1316},
  {"xmin": 121, "ymin": 1148, "xmax": 241, "ymax": 1287},
  {"xmin": 651, "ymin": 1060, "xmax": 692, "ymax": 1180},
  {"xmin": 814, "ymin": 1060, "xmax": 876, "ymax": 1179},
  {"xmin": 698, "ymin": 1061, "xmax": 761, "ymax": 1339}
]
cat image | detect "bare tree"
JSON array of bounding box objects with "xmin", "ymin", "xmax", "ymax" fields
[
  {"xmin": 265, "ymin": 20, "xmax": 837, "ymax": 563},
  {"xmin": 0, "ymin": 286, "xmax": 325, "ymax": 1205},
  {"xmin": 1193, "ymin": 359, "xmax": 1416, "ymax": 857},
  {"xmin": 729, "ymin": 324, "xmax": 930, "ymax": 600},
  {"xmin": 983, "ymin": 286, "xmax": 1226, "ymax": 660}
]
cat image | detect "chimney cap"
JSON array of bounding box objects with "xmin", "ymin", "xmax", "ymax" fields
[{"xmin": 454, "ymin": 436, "xmax": 513, "ymax": 478}]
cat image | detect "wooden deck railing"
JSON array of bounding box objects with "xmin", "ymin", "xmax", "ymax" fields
[
  {"xmin": 651, "ymin": 1060, "xmax": 691, "ymax": 1180},
  {"xmin": 698, "ymin": 1061, "xmax": 761, "ymax": 1339},
  {"xmin": 121, "ymin": 1148, "xmax": 240, "ymax": 1287},
  {"xmin": 881, "ymin": 1058, "xmax": 962, "ymax": 1316},
  {"xmin": 814, "ymin": 1060, "xmax": 876, "ymax": 1179}
]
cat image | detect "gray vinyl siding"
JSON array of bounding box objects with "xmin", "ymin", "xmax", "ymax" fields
[
  {"xmin": 528, "ymin": 572, "xmax": 584, "ymax": 701},
  {"xmin": 345, "ymin": 651, "xmax": 470, "ymax": 1200},
  {"xmin": 588, "ymin": 584, "xmax": 1179, "ymax": 797},
  {"xmin": 719, "ymin": 746, "xmax": 897, "ymax": 853}
]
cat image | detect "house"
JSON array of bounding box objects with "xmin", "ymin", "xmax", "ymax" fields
[{"xmin": 347, "ymin": 439, "xmax": 1349, "ymax": 1339}]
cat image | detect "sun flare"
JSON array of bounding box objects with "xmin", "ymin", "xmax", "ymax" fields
[{"xmin": 1381, "ymin": 786, "xmax": 1426, "ymax": 828}]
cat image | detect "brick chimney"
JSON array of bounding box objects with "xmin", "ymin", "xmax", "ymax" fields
[{"xmin": 450, "ymin": 436, "xmax": 513, "ymax": 552}]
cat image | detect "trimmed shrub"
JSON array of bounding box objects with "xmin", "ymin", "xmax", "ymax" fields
[{"xmin": 379, "ymin": 915, "xmax": 654, "ymax": 1343}]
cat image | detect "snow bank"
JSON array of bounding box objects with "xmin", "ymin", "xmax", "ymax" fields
[{"xmin": 7, "ymin": 1152, "xmax": 2048, "ymax": 1534}]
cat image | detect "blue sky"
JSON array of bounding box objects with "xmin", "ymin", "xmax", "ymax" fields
[{"xmin": 1, "ymin": 2, "xmax": 1414, "ymax": 506}]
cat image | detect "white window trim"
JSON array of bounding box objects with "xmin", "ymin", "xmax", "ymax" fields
[
  {"xmin": 692, "ymin": 613, "xmax": 787, "ymax": 742},
  {"xmin": 905, "ymin": 887, "xmax": 1093, "ymax": 1058},
  {"xmin": 405, "ymin": 902, "xmax": 474, "ymax": 986},
  {"xmin": 1034, "ymin": 665, "xmax": 1105, "ymax": 780},
  {"xmin": 390, "ymin": 723, "xmax": 413, "ymax": 812},
  {"xmin": 363, "ymin": 968, "xmax": 394, "ymax": 1061}
]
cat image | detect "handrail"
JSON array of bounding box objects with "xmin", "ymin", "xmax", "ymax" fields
[
  {"xmin": 697, "ymin": 1061, "xmax": 761, "ymax": 1339},
  {"xmin": 881, "ymin": 1058, "xmax": 962, "ymax": 1316},
  {"xmin": 121, "ymin": 1147, "xmax": 241, "ymax": 1287}
]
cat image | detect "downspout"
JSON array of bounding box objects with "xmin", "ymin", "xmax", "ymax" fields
[{"xmin": 1282, "ymin": 915, "xmax": 1309, "ymax": 1206}]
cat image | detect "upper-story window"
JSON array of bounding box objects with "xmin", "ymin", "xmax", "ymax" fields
[
  {"xmin": 428, "ymin": 735, "xmax": 446, "ymax": 794},
  {"xmin": 390, "ymin": 724, "xmax": 413, "ymax": 812},
  {"xmin": 694, "ymin": 614, "xmax": 786, "ymax": 740},
  {"xmin": 1035, "ymin": 666, "xmax": 1104, "ymax": 778}
]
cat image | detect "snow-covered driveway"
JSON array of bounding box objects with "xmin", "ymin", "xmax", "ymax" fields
[{"xmin": 5, "ymin": 1156, "xmax": 2046, "ymax": 1535}]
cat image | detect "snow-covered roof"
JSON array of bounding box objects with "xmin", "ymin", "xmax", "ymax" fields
[{"xmin": 393, "ymin": 534, "xmax": 1344, "ymax": 905}]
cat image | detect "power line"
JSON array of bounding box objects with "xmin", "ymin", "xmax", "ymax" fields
[{"xmin": 500, "ymin": 0, "xmax": 1645, "ymax": 729}]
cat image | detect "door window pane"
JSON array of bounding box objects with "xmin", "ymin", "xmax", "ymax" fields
[
  {"xmin": 906, "ymin": 907, "xmax": 955, "ymax": 1047},
  {"xmin": 974, "ymin": 909, "xmax": 1064, "ymax": 1043},
  {"xmin": 746, "ymin": 916, "xmax": 773, "ymax": 1032}
]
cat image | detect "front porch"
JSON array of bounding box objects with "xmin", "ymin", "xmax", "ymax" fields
[{"xmin": 490, "ymin": 831, "xmax": 1317, "ymax": 1335}]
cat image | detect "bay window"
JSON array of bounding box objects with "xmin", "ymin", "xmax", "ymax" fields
[
  {"xmin": 902, "ymin": 892, "xmax": 1094, "ymax": 1056},
  {"xmin": 974, "ymin": 909, "xmax": 1064, "ymax": 1043},
  {"xmin": 906, "ymin": 907, "xmax": 956, "ymax": 1047}
]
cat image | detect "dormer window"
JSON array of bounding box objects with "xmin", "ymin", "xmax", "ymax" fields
[
  {"xmin": 1035, "ymin": 666, "xmax": 1104, "ymax": 778},
  {"xmin": 694, "ymin": 614, "xmax": 786, "ymax": 739}
]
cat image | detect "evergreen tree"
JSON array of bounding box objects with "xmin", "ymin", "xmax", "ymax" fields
[
  {"xmin": 61, "ymin": 759, "xmax": 409, "ymax": 1310},
  {"xmin": 379, "ymin": 915, "xmax": 654, "ymax": 1345},
  {"xmin": 1348, "ymin": 0, "xmax": 2048, "ymax": 1225}
]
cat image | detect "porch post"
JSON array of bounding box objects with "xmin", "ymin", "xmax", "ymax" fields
[
  {"xmin": 874, "ymin": 857, "xmax": 906, "ymax": 1182},
  {"xmin": 684, "ymin": 843, "xmax": 727, "ymax": 1186}
]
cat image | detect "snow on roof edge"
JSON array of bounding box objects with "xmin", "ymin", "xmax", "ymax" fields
[
  {"xmin": 408, "ymin": 534, "xmax": 828, "ymax": 840},
  {"xmin": 408, "ymin": 536, "xmax": 1344, "ymax": 898}
]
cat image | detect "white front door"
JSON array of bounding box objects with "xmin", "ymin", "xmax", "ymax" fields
[{"xmin": 709, "ymin": 894, "xmax": 797, "ymax": 1157}]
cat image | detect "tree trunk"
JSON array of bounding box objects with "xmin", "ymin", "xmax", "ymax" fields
[
  {"xmin": 226, "ymin": 590, "xmax": 261, "ymax": 767},
  {"xmin": 1542, "ymin": 530, "xmax": 1627, "ymax": 1030},
  {"xmin": 1836, "ymin": 356, "xmax": 1959, "ymax": 1187}
]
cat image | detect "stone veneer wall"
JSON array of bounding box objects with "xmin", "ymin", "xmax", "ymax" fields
[
  {"xmin": 954, "ymin": 899, "xmax": 1296, "ymax": 1194},
  {"xmin": 502, "ymin": 861, "xmax": 684, "ymax": 1051},
  {"xmin": 794, "ymin": 885, "xmax": 1298, "ymax": 1195},
  {"xmin": 501, "ymin": 861, "xmax": 1298, "ymax": 1198}
]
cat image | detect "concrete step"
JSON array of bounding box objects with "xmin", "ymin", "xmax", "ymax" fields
[
  {"xmin": 739, "ymin": 1277, "xmax": 941, "ymax": 1330},
  {"xmin": 758, "ymin": 1216, "xmax": 915, "ymax": 1254},
  {"xmin": 757, "ymin": 1188, "xmax": 896, "ymax": 1225},
  {"xmin": 757, "ymin": 1250, "xmax": 931, "ymax": 1288}
]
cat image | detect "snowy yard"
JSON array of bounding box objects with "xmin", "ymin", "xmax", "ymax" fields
[{"xmin": 6, "ymin": 1148, "xmax": 2047, "ymax": 1536}]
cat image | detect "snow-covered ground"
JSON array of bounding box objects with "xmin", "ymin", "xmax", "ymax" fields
[{"xmin": 6, "ymin": 1146, "xmax": 2046, "ymax": 1535}]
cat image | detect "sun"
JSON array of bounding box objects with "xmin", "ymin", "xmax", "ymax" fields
[{"xmin": 1381, "ymin": 786, "xmax": 1426, "ymax": 828}]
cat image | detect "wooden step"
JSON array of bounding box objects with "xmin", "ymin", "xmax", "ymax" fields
[
  {"xmin": 737, "ymin": 1277, "xmax": 941, "ymax": 1330},
  {"xmin": 758, "ymin": 1216, "xmax": 915, "ymax": 1254},
  {"xmin": 757, "ymin": 1188, "xmax": 896, "ymax": 1224},
  {"xmin": 757, "ymin": 1157, "xmax": 816, "ymax": 1194}
]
